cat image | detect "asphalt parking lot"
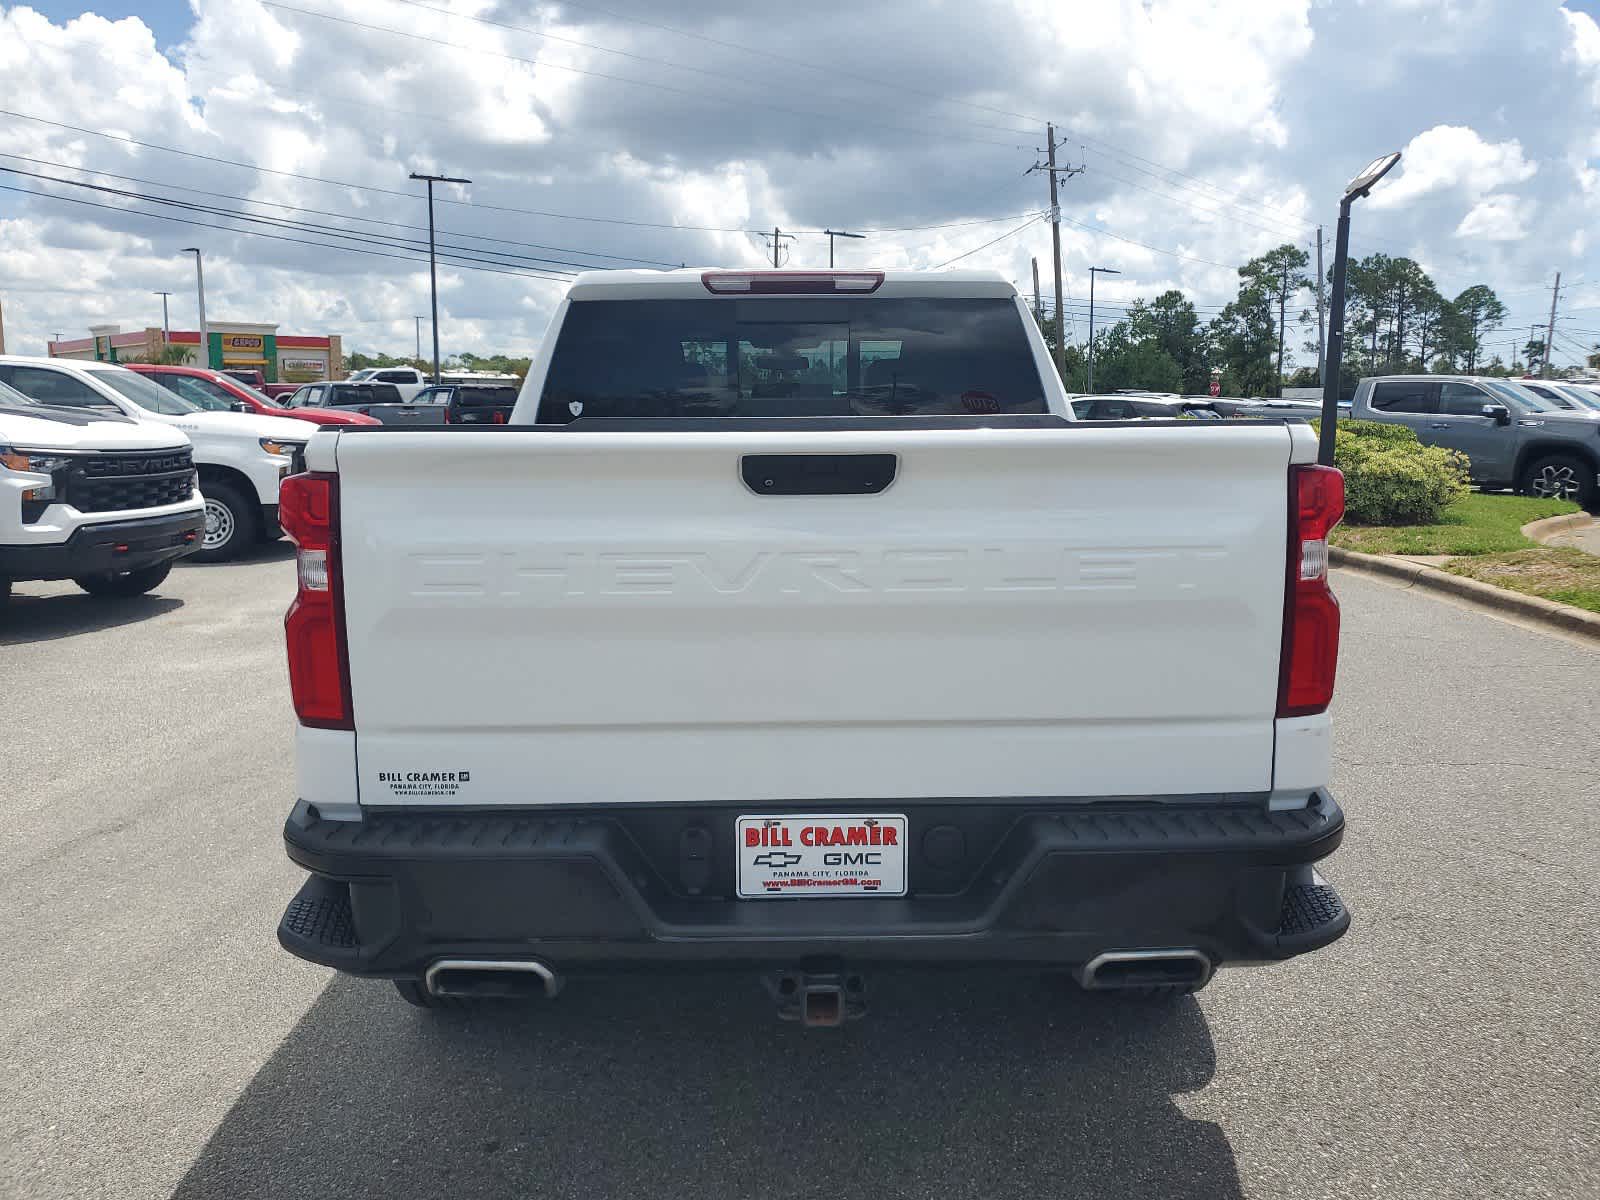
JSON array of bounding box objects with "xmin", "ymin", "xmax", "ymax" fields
[{"xmin": 3, "ymin": 555, "xmax": 1597, "ymax": 1200}]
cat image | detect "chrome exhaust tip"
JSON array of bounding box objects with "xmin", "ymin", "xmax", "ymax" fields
[
  {"xmin": 1078, "ymin": 949, "xmax": 1213, "ymax": 991},
  {"xmin": 424, "ymin": 958, "xmax": 563, "ymax": 1000}
]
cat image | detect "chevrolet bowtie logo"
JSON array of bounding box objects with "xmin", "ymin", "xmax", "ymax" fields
[{"xmin": 752, "ymin": 851, "xmax": 803, "ymax": 868}]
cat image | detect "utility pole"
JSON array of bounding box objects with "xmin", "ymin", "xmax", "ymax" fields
[
  {"xmin": 1087, "ymin": 266, "xmax": 1120, "ymax": 394},
  {"xmin": 823, "ymin": 229, "xmax": 864, "ymax": 268},
  {"xmin": 1543, "ymin": 271, "xmax": 1562, "ymax": 379},
  {"xmin": 181, "ymin": 248, "xmax": 207, "ymax": 368},
  {"xmin": 1315, "ymin": 227, "xmax": 1326, "ymax": 386},
  {"xmin": 153, "ymin": 291, "xmax": 172, "ymax": 342},
  {"xmin": 414, "ymin": 315, "xmax": 423, "ymax": 361},
  {"xmin": 409, "ymin": 171, "xmax": 472, "ymax": 384},
  {"xmin": 762, "ymin": 227, "xmax": 794, "ymax": 268},
  {"xmin": 1276, "ymin": 260, "xmax": 1290, "ymax": 397},
  {"xmin": 1027, "ymin": 125, "xmax": 1084, "ymax": 379},
  {"xmin": 1031, "ymin": 256, "xmax": 1042, "ymax": 325}
]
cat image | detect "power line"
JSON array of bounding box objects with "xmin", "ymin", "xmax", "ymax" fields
[
  {"xmin": 347, "ymin": 0, "xmax": 1319, "ymax": 251},
  {"xmin": 0, "ymin": 165, "xmax": 587, "ymax": 276},
  {"xmin": 0, "ymin": 150, "xmax": 679, "ymax": 266},
  {"xmin": 1054, "ymin": 211, "xmax": 1234, "ymax": 269},
  {"xmin": 0, "ymin": 184, "xmax": 574, "ymax": 283},
  {"xmin": 0, "ymin": 111, "xmax": 1049, "ymax": 241},
  {"xmin": 0, "ymin": 108, "xmax": 767, "ymax": 233},
  {"xmin": 262, "ymin": 2, "xmax": 1027, "ymax": 150},
  {"xmin": 513, "ymin": 0, "xmax": 1319, "ymax": 231},
  {"xmin": 932, "ymin": 214, "xmax": 1046, "ymax": 269},
  {"xmin": 382, "ymin": 0, "xmax": 1037, "ymax": 144}
]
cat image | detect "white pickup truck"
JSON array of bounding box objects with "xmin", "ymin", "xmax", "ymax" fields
[
  {"xmin": 0, "ymin": 358, "xmax": 309, "ymax": 561},
  {"xmin": 276, "ymin": 269, "xmax": 1350, "ymax": 1023},
  {"xmin": 1, "ymin": 380, "xmax": 204, "ymax": 607}
]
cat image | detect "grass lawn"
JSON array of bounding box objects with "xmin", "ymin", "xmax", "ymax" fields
[
  {"xmin": 1330, "ymin": 493, "xmax": 1580, "ymax": 557},
  {"xmin": 1444, "ymin": 548, "xmax": 1600, "ymax": 614}
]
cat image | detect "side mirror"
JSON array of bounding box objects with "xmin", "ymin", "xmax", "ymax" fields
[
  {"xmin": 230, "ymin": 400, "xmax": 250, "ymax": 413},
  {"xmin": 1480, "ymin": 403, "xmax": 1511, "ymax": 426}
]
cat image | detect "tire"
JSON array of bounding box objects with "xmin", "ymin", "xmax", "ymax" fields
[
  {"xmin": 1519, "ymin": 453, "xmax": 1597, "ymax": 510},
  {"xmin": 73, "ymin": 561, "xmax": 173, "ymax": 598},
  {"xmin": 194, "ymin": 481, "xmax": 258, "ymax": 562}
]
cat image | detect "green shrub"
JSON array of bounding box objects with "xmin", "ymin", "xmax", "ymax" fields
[
  {"xmin": 1333, "ymin": 423, "xmax": 1470, "ymax": 525},
  {"xmin": 1335, "ymin": 418, "xmax": 1417, "ymax": 445}
]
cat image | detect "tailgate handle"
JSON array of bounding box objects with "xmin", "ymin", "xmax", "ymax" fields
[{"xmin": 741, "ymin": 453, "xmax": 897, "ymax": 496}]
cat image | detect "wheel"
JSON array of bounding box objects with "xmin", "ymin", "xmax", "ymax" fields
[
  {"xmin": 194, "ymin": 481, "xmax": 258, "ymax": 562},
  {"xmin": 72, "ymin": 561, "xmax": 173, "ymax": 598},
  {"xmin": 1519, "ymin": 453, "xmax": 1596, "ymax": 509}
]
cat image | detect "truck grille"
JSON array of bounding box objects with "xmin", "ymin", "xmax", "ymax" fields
[{"xmin": 65, "ymin": 450, "xmax": 196, "ymax": 513}]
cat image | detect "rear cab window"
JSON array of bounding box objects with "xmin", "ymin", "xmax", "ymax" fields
[
  {"xmin": 536, "ymin": 297, "xmax": 1047, "ymax": 422},
  {"xmin": 1370, "ymin": 381, "xmax": 1436, "ymax": 413},
  {"xmin": 452, "ymin": 387, "xmax": 518, "ymax": 408}
]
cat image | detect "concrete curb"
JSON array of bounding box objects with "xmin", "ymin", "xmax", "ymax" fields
[
  {"xmin": 1329, "ymin": 546, "xmax": 1600, "ymax": 642},
  {"xmin": 1521, "ymin": 511, "xmax": 1597, "ymax": 544}
]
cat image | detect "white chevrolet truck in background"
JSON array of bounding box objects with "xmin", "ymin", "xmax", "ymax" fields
[
  {"xmin": 1, "ymin": 379, "xmax": 204, "ymax": 608},
  {"xmin": 276, "ymin": 269, "xmax": 1350, "ymax": 1024}
]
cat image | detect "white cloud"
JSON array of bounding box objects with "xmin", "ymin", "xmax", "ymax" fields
[
  {"xmin": 1368, "ymin": 125, "xmax": 1537, "ymax": 209},
  {"xmin": 1564, "ymin": 7, "xmax": 1600, "ymax": 68},
  {"xmin": 0, "ymin": 0, "xmax": 1597, "ymax": 366},
  {"xmin": 1454, "ymin": 193, "xmax": 1535, "ymax": 241}
]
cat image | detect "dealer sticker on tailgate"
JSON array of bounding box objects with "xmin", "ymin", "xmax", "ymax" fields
[{"xmin": 736, "ymin": 814, "xmax": 908, "ymax": 899}]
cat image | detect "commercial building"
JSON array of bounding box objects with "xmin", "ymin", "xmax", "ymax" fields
[{"xmin": 48, "ymin": 322, "xmax": 343, "ymax": 383}]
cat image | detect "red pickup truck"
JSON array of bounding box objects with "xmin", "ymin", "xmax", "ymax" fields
[
  {"xmin": 127, "ymin": 365, "xmax": 378, "ymax": 426},
  {"xmin": 220, "ymin": 368, "xmax": 299, "ymax": 401}
]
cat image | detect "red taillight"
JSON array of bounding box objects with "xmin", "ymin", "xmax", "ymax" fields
[
  {"xmin": 701, "ymin": 270, "xmax": 884, "ymax": 295},
  {"xmin": 1278, "ymin": 464, "xmax": 1344, "ymax": 717},
  {"xmin": 280, "ymin": 472, "xmax": 352, "ymax": 729},
  {"xmin": 491, "ymin": 410, "xmax": 506, "ymax": 424}
]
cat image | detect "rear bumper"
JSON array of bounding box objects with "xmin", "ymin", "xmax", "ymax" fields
[
  {"xmin": 0, "ymin": 509, "xmax": 205, "ymax": 581},
  {"xmin": 278, "ymin": 793, "xmax": 1349, "ymax": 977}
]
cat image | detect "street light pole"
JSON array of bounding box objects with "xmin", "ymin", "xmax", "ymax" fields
[
  {"xmin": 409, "ymin": 172, "xmax": 471, "ymax": 384},
  {"xmin": 1087, "ymin": 266, "xmax": 1120, "ymax": 394},
  {"xmin": 1319, "ymin": 151, "xmax": 1402, "ymax": 466},
  {"xmin": 153, "ymin": 291, "xmax": 172, "ymax": 342},
  {"xmin": 823, "ymin": 229, "xmax": 865, "ymax": 268},
  {"xmin": 181, "ymin": 249, "xmax": 207, "ymax": 368}
]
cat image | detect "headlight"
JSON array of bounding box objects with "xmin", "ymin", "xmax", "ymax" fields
[
  {"xmin": 260, "ymin": 439, "xmax": 306, "ymax": 457},
  {"xmin": 0, "ymin": 447, "xmax": 72, "ymax": 474},
  {"xmin": 1, "ymin": 446, "xmax": 70, "ymax": 504}
]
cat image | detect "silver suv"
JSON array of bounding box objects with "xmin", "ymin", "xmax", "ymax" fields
[{"xmin": 1350, "ymin": 375, "xmax": 1600, "ymax": 511}]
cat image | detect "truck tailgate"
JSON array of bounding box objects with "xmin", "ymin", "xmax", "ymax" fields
[{"xmin": 334, "ymin": 425, "xmax": 1295, "ymax": 806}]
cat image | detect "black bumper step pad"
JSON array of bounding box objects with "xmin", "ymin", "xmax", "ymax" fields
[
  {"xmin": 278, "ymin": 875, "xmax": 360, "ymax": 962},
  {"xmin": 1273, "ymin": 880, "xmax": 1350, "ymax": 954}
]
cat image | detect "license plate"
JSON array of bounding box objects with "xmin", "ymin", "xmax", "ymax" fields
[{"xmin": 736, "ymin": 814, "xmax": 907, "ymax": 899}]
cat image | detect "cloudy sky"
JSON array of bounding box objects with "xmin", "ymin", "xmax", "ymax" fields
[{"xmin": 3, "ymin": 0, "xmax": 1600, "ymax": 366}]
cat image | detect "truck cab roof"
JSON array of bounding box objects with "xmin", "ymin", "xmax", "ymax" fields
[{"xmin": 564, "ymin": 267, "xmax": 1019, "ymax": 301}]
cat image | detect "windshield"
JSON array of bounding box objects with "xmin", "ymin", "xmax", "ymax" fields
[
  {"xmin": 157, "ymin": 374, "xmax": 236, "ymax": 412},
  {"xmin": 1482, "ymin": 380, "xmax": 1555, "ymax": 411},
  {"xmin": 0, "ymin": 378, "xmax": 40, "ymax": 409},
  {"xmin": 96, "ymin": 369, "xmax": 202, "ymax": 415},
  {"xmin": 234, "ymin": 381, "xmax": 278, "ymax": 406},
  {"xmin": 1551, "ymin": 384, "xmax": 1600, "ymax": 411},
  {"xmin": 537, "ymin": 297, "xmax": 1047, "ymax": 421}
]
